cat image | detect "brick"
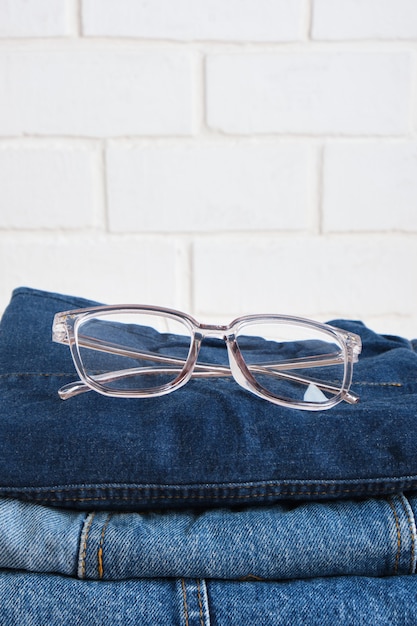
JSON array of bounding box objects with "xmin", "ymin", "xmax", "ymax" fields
[
  {"xmin": 206, "ymin": 52, "xmax": 411, "ymax": 135},
  {"xmin": 0, "ymin": 145, "xmax": 98, "ymax": 229},
  {"xmin": 0, "ymin": 0, "xmax": 72, "ymax": 37},
  {"xmin": 0, "ymin": 236, "xmax": 180, "ymax": 313},
  {"xmin": 0, "ymin": 46, "xmax": 193, "ymax": 137},
  {"xmin": 106, "ymin": 142, "xmax": 315, "ymax": 233},
  {"xmin": 82, "ymin": 0, "xmax": 304, "ymax": 42},
  {"xmin": 192, "ymin": 236, "xmax": 417, "ymax": 321},
  {"xmin": 312, "ymin": 0, "xmax": 417, "ymax": 40},
  {"xmin": 322, "ymin": 142, "xmax": 417, "ymax": 232}
]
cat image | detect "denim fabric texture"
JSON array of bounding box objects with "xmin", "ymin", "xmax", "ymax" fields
[
  {"xmin": 0, "ymin": 495, "xmax": 416, "ymax": 581},
  {"xmin": 1, "ymin": 287, "xmax": 417, "ymax": 510},
  {"xmin": 1, "ymin": 571, "xmax": 417, "ymax": 625},
  {"xmin": 1, "ymin": 287, "xmax": 417, "ymax": 624}
]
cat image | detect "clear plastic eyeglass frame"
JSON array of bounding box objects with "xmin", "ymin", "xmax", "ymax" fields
[{"xmin": 52, "ymin": 305, "xmax": 362, "ymax": 411}]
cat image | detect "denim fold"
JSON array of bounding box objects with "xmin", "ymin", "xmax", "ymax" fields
[
  {"xmin": 0, "ymin": 570, "xmax": 417, "ymax": 625},
  {"xmin": 1, "ymin": 288, "xmax": 417, "ymax": 510},
  {"xmin": 1, "ymin": 494, "xmax": 417, "ymax": 581}
]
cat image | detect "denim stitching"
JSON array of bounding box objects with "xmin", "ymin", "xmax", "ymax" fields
[
  {"xmin": 15, "ymin": 484, "xmax": 417, "ymax": 503},
  {"xmin": 399, "ymin": 494, "xmax": 416, "ymax": 575},
  {"xmin": 196, "ymin": 579, "xmax": 205, "ymax": 626},
  {"xmin": 78, "ymin": 512, "xmax": 95, "ymax": 580},
  {"xmin": 0, "ymin": 374, "xmax": 408, "ymax": 386},
  {"xmin": 388, "ymin": 497, "xmax": 401, "ymax": 575},
  {"xmin": 181, "ymin": 578, "xmax": 189, "ymax": 626},
  {"xmin": 0, "ymin": 373, "xmax": 74, "ymax": 377},
  {"xmin": 97, "ymin": 513, "xmax": 112, "ymax": 580}
]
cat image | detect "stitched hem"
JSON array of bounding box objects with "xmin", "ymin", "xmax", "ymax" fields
[{"xmin": 2, "ymin": 477, "xmax": 417, "ymax": 510}]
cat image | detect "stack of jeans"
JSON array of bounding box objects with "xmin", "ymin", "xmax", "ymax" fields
[{"xmin": 1, "ymin": 287, "xmax": 417, "ymax": 624}]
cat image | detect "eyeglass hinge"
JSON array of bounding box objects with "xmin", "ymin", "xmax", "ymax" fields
[{"xmin": 52, "ymin": 321, "xmax": 68, "ymax": 344}]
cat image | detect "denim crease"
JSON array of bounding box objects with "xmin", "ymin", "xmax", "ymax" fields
[
  {"xmin": 1, "ymin": 288, "xmax": 417, "ymax": 510},
  {"xmin": 0, "ymin": 495, "xmax": 416, "ymax": 581}
]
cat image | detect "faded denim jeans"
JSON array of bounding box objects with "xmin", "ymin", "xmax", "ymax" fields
[
  {"xmin": 1, "ymin": 496, "xmax": 416, "ymax": 581},
  {"xmin": 2, "ymin": 572, "xmax": 417, "ymax": 625},
  {"xmin": 1, "ymin": 495, "xmax": 417, "ymax": 624}
]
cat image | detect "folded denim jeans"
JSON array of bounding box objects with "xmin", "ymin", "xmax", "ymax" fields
[
  {"xmin": 1, "ymin": 495, "xmax": 417, "ymax": 581},
  {"xmin": 1, "ymin": 287, "xmax": 417, "ymax": 510},
  {"xmin": 1, "ymin": 571, "xmax": 416, "ymax": 625}
]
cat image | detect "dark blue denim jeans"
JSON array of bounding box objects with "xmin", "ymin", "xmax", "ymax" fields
[{"xmin": 1, "ymin": 287, "xmax": 417, "ymax": 510}]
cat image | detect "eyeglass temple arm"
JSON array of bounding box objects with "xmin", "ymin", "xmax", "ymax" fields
[
  {"xmin": 58, "ymin": 335, "xmax": 359, "ymax": 403},
  {"xmin": 58, "ymin": 364, "xmax": 359, "ymax": 404}
]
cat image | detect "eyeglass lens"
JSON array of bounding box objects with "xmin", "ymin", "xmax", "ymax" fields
[
  {"xmin": 235, "ymin": 322, "xmax": 345, "ymax": 405},
  {"xmin": 76, "ymin": 312, "xmax": 193, "ymax": 392},
  {"xmin": 75, "ymin": 312, "xmax": 346, "ymax": 405}
]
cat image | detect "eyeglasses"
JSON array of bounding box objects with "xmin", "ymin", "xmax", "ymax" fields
[{"xmin": 52, "ymin": 305, "xmax": 362, "ymax": 411}]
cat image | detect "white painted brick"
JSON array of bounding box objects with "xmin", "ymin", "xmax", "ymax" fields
[
  {"xmin": 106, "ymin": 142, "xmax": 315, "ymax": 232},
  {"xmin": 323, "ymin": 142, "xmax": 417, "ymax": 233},
  {"xmin": 0, "ymin": 145, "xmax": 98, "ymax": 229},
  {"xmin": 0, "ymin": 45, "xmax": 193, "ymax": 137},
  {"xmin": 0, "ymin": 235, "xmax": 180, "ymax": 313},
  {"xmin": 82, "ymin": 0, "xmax": 304, "ymax": 42},
  {"xmin": 0, "ymin": 0, "xmax": 72, "ymax": 37},
  {"xmin": 193, "ymin": 236, "xmax": 417, "ymax": 323},
  {"xmin": 206, "ymin": 52, "xmax": 411, "ymax": 135},
  {"xmin": 312, "ymin": 0, "xmax": 417, "ymax": 40}
]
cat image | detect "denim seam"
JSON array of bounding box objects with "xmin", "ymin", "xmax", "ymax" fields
[
  {"xmin": 77, "ymin": 512, "xmax": 95, "ymax": 580},
  {"xmin": 181, "ymin": 578, "xmax": 189, "ymax": 626},
  {"xmin": 388, "ymin": 497, "xmax": 402, "ymax": 575},
  {"xmin": 196, "ymin": 579, "xmax": 205, "ymax": 626},
  {"xmin": 353, "ymin": 382, "xmax": 403, "ymax": 387},
  {"xmin": 97, "ymin": 514, "xmax": 112, "ymax": 580},
  {"xmin": 0, "ymin": 373, "xmax": 74, "ymax": 377},
  {"xmin": 9, "ymin": 485, "xmax": 417, "ymax": 502},
  {"xmin": 0, "ymin": 373, "xmax": 409, "ymax": 387},
  {"xmin": 200, "ymin": 579, "xmax": 211, "ymax": 626},
  {"xmin": 400, "ymin": 494, "xmax": 417, "ymax": 575}
]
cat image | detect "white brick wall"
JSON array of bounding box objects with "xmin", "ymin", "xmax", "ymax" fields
[
  {"xmin": 0, "ymin": 45, "xmax": 194, "ymax": 137},
  {"xmin": 82, "ymin": 0, "xmax": 305, "ymax": 42},
  {"xmin": 106, "ymin": 141, "xmax": 315, "ymax": 232},
  {"xmin": 0, "ymin": 1, "xmax": 416, "ymax": 337},
  {"xmin": 0, "ymin": 143, "xmax": 99, "ymax": 229},
  {"xmin": 206, "ymin": 52, "xmax": 412, "ymax": 135},
  {"xmin": 312, "ymin": 0, "xmax": 417, "ymax": 40},
  {"xmin": 0, "ymin": 0, "xmax": 74, "ymax": 37}
]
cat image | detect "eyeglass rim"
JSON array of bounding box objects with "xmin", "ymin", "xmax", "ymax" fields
[{"xmin": 52, "ymin": 304, "xmax": 362, "ymax": 410}]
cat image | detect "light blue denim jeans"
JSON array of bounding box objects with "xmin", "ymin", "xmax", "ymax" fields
[
  {"xmin": 1, "ymin": 495, "xmax": 416, "ymax": 581},
  {"xmin": 1, "ymin": 571, "xmax": 417, "ymax": 625}
]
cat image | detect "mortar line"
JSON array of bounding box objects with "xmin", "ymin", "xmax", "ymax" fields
[
  {"xmin": 304, "ymin": 0, "xmax": 314, "ymax": 41},
  {"xmin": 101, "ymin": 141, "xmax": 110, "ymax": 232},
  {"xmin": 76, "ymin": 0, "xmax": 83, "ymax": 37},
  {"xmin": 317, "ymin": 143, "xmax": 325, "ymax": 235}
]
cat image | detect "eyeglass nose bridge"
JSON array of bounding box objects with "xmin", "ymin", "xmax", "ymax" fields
[
  {"xmin": 198, "ymin": 323, "xmax": 230, "ymax": 338},
  {"xmin": 189, "ymin": 325, "xmax": 259, "ymax": 399},
  {"xmin": 193, "ymin": 325, "xmax": 251, "ymax": 387}
]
